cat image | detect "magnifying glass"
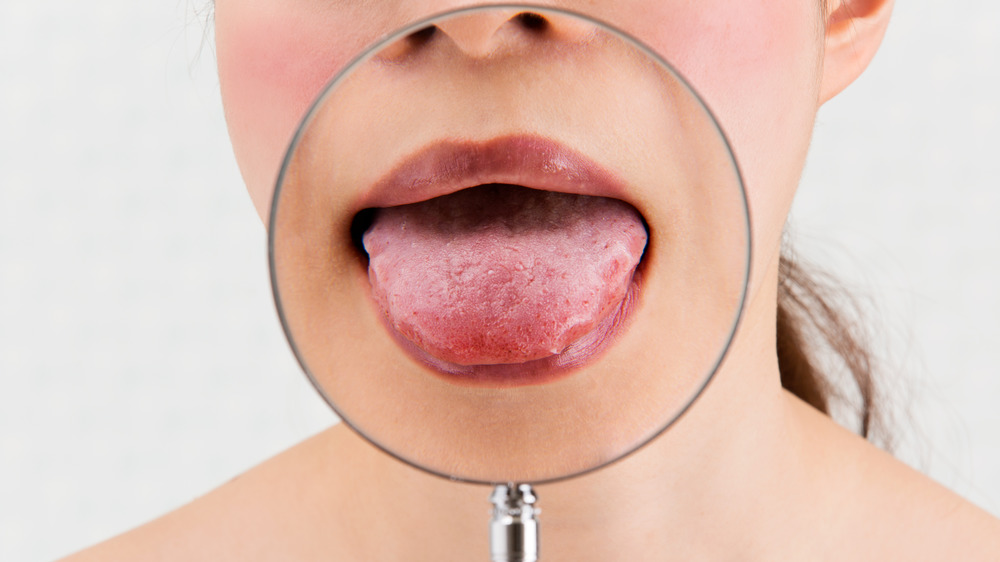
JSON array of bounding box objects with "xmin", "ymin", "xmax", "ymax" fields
[{"xmin": 269, "ymin": 5, "xmax": 749, "ymax": 560}]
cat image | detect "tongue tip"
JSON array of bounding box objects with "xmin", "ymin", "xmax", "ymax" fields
[{"xmin": 381, "ymin": 280, "xmax": 640, "ymax": 384}]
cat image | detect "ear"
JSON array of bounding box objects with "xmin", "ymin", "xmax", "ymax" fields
[{"xmin": 819, "ymin": 0, "xmax": 895, "ymax": 104}]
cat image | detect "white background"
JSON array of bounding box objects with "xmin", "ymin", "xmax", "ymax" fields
[{"xmin": 1, "ymin": 2, "xmax": 998, "ymax": 560}]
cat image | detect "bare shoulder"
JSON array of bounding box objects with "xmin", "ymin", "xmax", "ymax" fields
[
  {"xmin": 846, "ymin": 443, "xmax": 1000, "ymax": 560},
  {"xmin": 59, "ymin": 425, "xmax": 366, "ymax": 562},
  {"xmin": 789, "ymin": 395, "xmax": 1000, "ymax": 561}
]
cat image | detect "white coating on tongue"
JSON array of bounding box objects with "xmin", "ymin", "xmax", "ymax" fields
[{"xmin": 363, "ymin": 185, "xmax": 647, "ymax": 366}]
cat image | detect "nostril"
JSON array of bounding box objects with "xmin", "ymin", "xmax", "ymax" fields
[
  {"xmin": 514, "ymin": 12, "xmax": 548, "ymax": 31},
  {"xmin": 407, "ymin": 25, "xmax": 438, "ymax": 45}
]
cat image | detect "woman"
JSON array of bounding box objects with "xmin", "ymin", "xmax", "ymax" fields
[{"xmin": 66, "ymin": 0, "xmax": 1000, "ymax": 559}]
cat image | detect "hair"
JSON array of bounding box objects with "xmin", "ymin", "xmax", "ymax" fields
[{"xmin": 776, "ymin": 248, "xmax": 892, "ymax": 449}]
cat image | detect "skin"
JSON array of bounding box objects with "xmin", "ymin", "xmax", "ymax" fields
[{"xmin": 64, "ymin": 0, "xmax": 1000, "ymax": 560}]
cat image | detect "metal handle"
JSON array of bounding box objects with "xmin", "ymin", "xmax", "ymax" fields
[{"xmin": 490, "ymin": 484, "xmax": 539, "ymax": 562}]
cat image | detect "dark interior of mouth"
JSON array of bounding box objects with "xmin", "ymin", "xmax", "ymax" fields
[
  {"xmin": 350, "ymin": 207, "xmax": 378, "ymax": 259},
  {"xmin": 353, "ymin": 184, "xmax": 649, "ymax": 367}
]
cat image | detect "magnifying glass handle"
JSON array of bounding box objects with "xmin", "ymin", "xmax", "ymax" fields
[{"xmin": 490, "ymin": 484, "xmax": 540, "ymax": 562}]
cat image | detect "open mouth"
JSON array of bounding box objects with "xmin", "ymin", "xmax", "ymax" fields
[{"xmin": 349, "ymin": 135, "xmax": 650, "ymax": 387}]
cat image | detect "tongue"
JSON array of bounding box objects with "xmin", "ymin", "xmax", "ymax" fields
[{"xmin": 362, "ymin": 184, "xmax": 647, "ymax": 366}]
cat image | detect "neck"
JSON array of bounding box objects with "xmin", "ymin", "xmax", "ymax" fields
[{"xmin": 338, "ymin": 260, "xmax": 808, "ymax": 560}]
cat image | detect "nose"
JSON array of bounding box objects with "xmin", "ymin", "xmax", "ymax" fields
[
  {"xmin": 392, "ymin": 9, "xmax": 594, "ymax": 60},
  {"xmin": 433, "ymin": 10, "xmax": 544, "ymax": 57}
]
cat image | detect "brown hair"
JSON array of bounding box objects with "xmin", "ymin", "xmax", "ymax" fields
[{"xmin": 776, "ymin": 248, "xmax": 892, "ymax": 449}]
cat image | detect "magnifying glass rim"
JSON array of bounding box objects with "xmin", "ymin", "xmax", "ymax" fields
[{"xmin": 268, "ymin": 2, "xmax": 753, "ymax": 487}]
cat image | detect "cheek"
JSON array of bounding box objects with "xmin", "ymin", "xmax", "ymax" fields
[
  {"xmin": 616, "ymin": 1, "xmax": 823, "ymax": 260},
  {"xmin": 216, "ymin": 2, "xmax": 383, "ymax": 219}
]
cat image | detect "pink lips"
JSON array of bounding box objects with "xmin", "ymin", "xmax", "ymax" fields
[
  {"xmin": 355, "ymin": 134, "xmax": 647, "ymax": 387},
  {"xmin": 356, "ymin": 135, "xmax": 635, "ymax": 210}
]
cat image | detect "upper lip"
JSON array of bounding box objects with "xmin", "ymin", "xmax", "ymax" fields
[{"xmin": 354, "ymin": 134, "xmax": 634, "ymax": 210}]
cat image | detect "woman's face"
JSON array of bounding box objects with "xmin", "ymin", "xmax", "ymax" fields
[
  {"xmin": 213, "ymin": 1, "xmax": 828, "ymax": 481},
  {"xmin": 215, "ymin": 0, "xmax": 824, "ymax": 268}
]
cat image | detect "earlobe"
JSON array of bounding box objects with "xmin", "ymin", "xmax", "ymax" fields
[{"xmin": 819, "ymin": 0, "xmax": 895, "ymax": 104}]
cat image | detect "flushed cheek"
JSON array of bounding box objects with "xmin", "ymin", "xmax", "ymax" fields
[
  {"xmin": 216, "ymin": 2, "xmax": 387, "ymax": 219},
  {"xmin": 614, "ymin": 1, "xmax": 822, "ymax": 262}
]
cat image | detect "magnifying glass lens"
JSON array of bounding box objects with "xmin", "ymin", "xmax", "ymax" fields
[{"xmin": 270, "ymin": 5, "xmax": 750, "ymax": 485}]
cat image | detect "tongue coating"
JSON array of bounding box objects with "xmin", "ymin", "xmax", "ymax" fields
[{"xmin": 363, "ymin": 185, "xmax": 647, "ymax": 366}]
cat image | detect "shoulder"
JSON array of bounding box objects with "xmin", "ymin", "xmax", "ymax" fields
[
  {"xmin": 788, "ymin": 395, "xmax": 1000, "ymax": 561},
  {"xmin": 845, "ymin": 443, "xmax": 1000, "ymax": 560},
  {"xmin": 59, "ymin": 425, "xmax": 365, "ymax": 562}
]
